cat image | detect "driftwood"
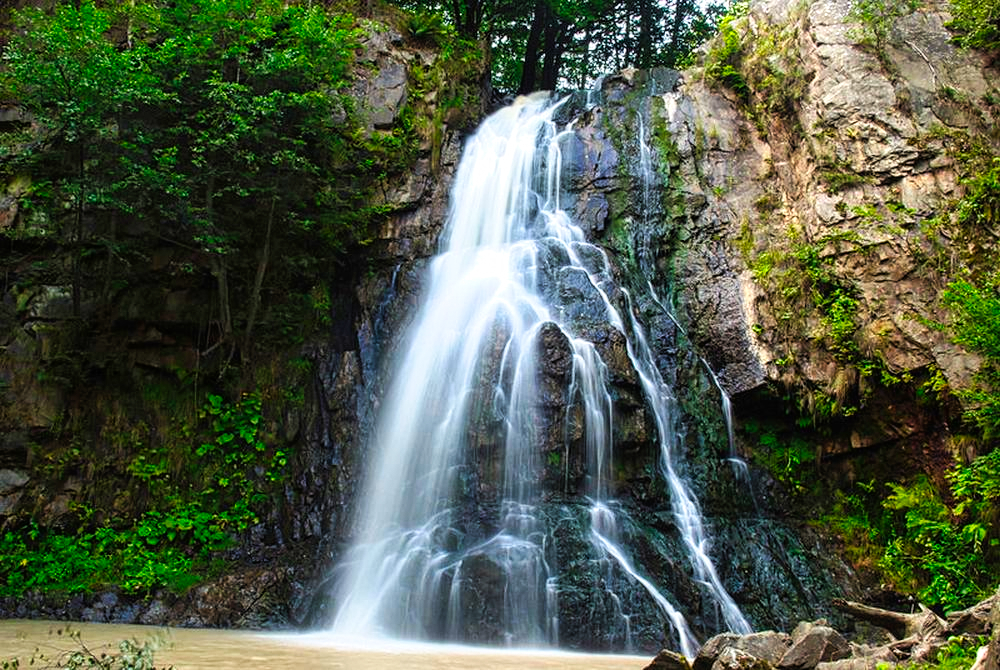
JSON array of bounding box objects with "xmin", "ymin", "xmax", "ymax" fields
[
  {"xmin": 836, "ymin": 592, "xmax": 1000, "ymax": 669},
  {"xmin": 650, "ymin": 591, "xmax": 999, "ymax": 670},
  {"xmin": 831, "ymin": 598, "xmax": 943, "ymax": 641},
  {"xmin": 972, "ymin": 587, "xmax": 1000, "ymax": 670}
]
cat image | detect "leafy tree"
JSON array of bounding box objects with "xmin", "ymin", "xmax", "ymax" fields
[
  {"xmin": 847, "ymin": 0, "xmax": 919, "ymax": 68},
  {"xmin": 398, "ymin": 0, "xmax": 723, "ymax": 93},
  {"xmin": 1, "ymin": 1, "xmax": 157, "ymax": 315},
  {"xmin": 138, "ymin": 0, "xmax": 362, "ymax": 358},
  {"xmin": 2, "ymin": 0, "xmax": 398, "ymax": 362}
]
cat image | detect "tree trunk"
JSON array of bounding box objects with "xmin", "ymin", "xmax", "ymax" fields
[
  {"xmin": 241, "ymin": 196, "xmax": 276, "ymax": 361},
  {"xmin": 667, "ymin": 0, "xmax": 691, "ymax": 67},
  {"xmin": 204, "ymin": 177, "xmax": 232, "ymax": 350},
  {"xmin": 72, "ymin": 143, "xmax": 84, "ymax": 318},
  {"xmin": 519, "ymin": 0, "xmax": 548, "ymax": 94},
  {"xmin": 102, "ymin": 210, "xmax": 117, "ymax": 306},
  {"xmin": 539, "ymin": 19, "xmax": 565, "ymax": 91},
  {"xmin": 638, "ymin": 0, "xmax": 654, "ymax": 68},
  {"xmin": 832, "ymin": 598, "xmax": 944, "ymax": 641}
]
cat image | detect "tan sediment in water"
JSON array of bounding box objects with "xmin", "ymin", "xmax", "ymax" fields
[{"xmin": 0, "ymin": 620, "xmax": 650, "ymax": 669}]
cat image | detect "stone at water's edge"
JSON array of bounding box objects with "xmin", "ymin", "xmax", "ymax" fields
[
  {"xmin": 693, "ymin": 634, "xmax": 742, "ymax": 670},
  {"xmin": 778, "ymin": 623, "xmax": 851, "ymax": 670},
  {"xmin": 670, "ymin": 592, "xmax": 1000, "ymax": 670},
  {"xmin": 713, "ymin": 647, "xmax": 775, "ymax": 670},
  {"xmin": 644, "ymin": 649, "xmax": 692, "ymax": 670}
]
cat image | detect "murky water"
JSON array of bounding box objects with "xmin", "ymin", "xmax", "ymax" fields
[{"xmin": 0, "ymin": 620, "xmax": 650, "ymax": 669}]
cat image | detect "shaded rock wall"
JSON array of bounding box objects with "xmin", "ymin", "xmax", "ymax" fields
[{"xmin": 0, "ymin": 14, "xmax": 485, "ymax": 628}]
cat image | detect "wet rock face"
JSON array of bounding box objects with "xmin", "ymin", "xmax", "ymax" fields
[{"xmin": 302, "ymin": 0, "xmax": 992, "ymax": 647}]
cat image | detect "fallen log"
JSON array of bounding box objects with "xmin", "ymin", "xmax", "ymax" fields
[{"xmin": 832, "ymin": 598, "xmax": 945, "ymax": 641}]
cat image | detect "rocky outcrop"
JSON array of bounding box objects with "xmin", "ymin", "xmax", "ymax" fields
[
  {"xmin": 660, "ymin": 0, "xmax": 998, "ymax": 451},
  {"xmin": 0, "ymin": 0, "xmax": 995, "ymax": 653},
  {"xmin": 666, "ymin": 593, "xmax": 999, "ymax": 670}
]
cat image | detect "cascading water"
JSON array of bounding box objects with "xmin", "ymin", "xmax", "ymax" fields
[{"xmin": 331, "ymin": 93, "xmax": 748, "ymax": 652}]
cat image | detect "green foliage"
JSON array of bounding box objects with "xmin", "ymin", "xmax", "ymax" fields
[
  {"xmin": 950, "ymin": 448, "xmax": 1000, "ymax": 514},
  {"xmin": 847, "ymin": 0, "xmax": 920, "ymax": 56},
  {"xmin": 822, "ymin": 451, "xmax": 999, "ymax": 612},
  {"xmin": 851, "ymin": 447, "xmax": 999, "ymax": 613},
  {"xmin": 2, "ymin": 3, "xmax": 151, "ymax": 139},
  {"xmin": 880, "ymin": 474, "xmax": 992, "ymax": 611},
  {"xmin": 818, "ymin": 480, "xmax": 890, "ymax": 570},
  {"xmin": 742, "ymin": 223, "xmax": 908, "ymax": 423},
  {"xmin": 909, "ymin": 636, "xmax": 988, "ymax": 670},
  {"xmin": 703, "ymin": 2, "xmax": 751, "ymax": 101},
  {"xmin": 0, "ymin": 392, "xmax": 287, "ymax": 596},
  {"xmin": 0, "ymin": 0, "xmax": 450, "ymax": 356},
  {"xmin": 743, "ymin": 418, "xmax": 815, "ymax": 495},
  {"xmin": 406, "ymin": 10, "xmax": 449, "ymax": 42},
  {"xmin": 702, "ymin": 2, "xmax": 807, "ymax": 134},
  {"xmin": 947, "ymin": 0, "xmax": 1000, "ymax": 53},
  {"xmin": 956, "ymin": 156, "xmax": 1000, "ymax": 230},
  {"xmin": 817, "ymin": 287, "xmax": 861, "ymax": 361},
  {"xmin": 1, "ymin": 627, "xmax": 168, "ymax": 670},
  {"xmin": 943, "ymin": 273, "xmax": 1000, "ymax": 439},
  {"xmin": 751, "ymin": 233, "xmax": 867, "ymax": 366}
]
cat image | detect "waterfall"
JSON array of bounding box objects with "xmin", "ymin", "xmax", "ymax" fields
[{"xmin": 331, "ymin": 93, "xmax": 748, "ymax": 651}]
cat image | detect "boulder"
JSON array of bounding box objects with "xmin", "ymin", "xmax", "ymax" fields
[
  {"xmin": 367, "ymin": 61, "xmax": 408, "ymax": 128},
  {"xmin": 645, "ymin": 649, "xmax": 693, "ymax": 670},
  {"xmin": 712, "ymin": 647, "xmax": 776, "ymax": 670},
  {"xmin": 0, "ymin": 468, "xmax": 28, "ymax": 494},
  {"xmin": 694, "ymin": 633, "xmax": 742, "ymax": 670},
  {"xmin": 734, "ymin": 632, "xmax": 794, "ymax": 665},
  {"xmin": 694, "ymin": 631, "xmax": 792, "ymax": 670},
  {"xmin": 778, "ymin": 622, "xmax": 851, "ymax": 670}
]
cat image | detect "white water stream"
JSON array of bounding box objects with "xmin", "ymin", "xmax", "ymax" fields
[{"xmin": 331, "ymin": 95, "xmax": 748, "ymax": 652}]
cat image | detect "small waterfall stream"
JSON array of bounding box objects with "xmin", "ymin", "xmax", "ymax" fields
[{"xmin": 331, "ymin": 94, "xmax": 748, "ymax": 652}]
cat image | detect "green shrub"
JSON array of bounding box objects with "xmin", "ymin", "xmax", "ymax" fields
[
  {"xmin": 848, "ymin": 0, "xmax": 920, "ymax": 55},
  {"xmin": 1, "ymin": 627, "xmax": 168, "ymax": 670},
  {"xmin": 0, "ymin": 392, "xmax": 287, "ymax": 596},
  {"xmin": 943, "ymin": 273, "xmax": 1000, "ymax": 439},
  {"xmin": 743, "ymin": 418, "xmax": 815, "ymax": 494},
  {"xmin": 880, "ymin": 475, "xmax": 989, "ymax": 610},
  {"xmin": 877, "ymin": 447, "xmax": 1000, "ymax": 612},
  {"xmin": 947, "ymin": 0, "xmax": 1000, "ymax": 52},
  {"xmin": 703, "ymin": 2, "xmax": 751, "ymax": 101},
  {"xmin": 956, "ymin": 157, "xmax": 1000, "ymax": 230}
]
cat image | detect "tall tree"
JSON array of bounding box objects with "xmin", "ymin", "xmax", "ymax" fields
[{"xmin": 2, "ymin": 0, "xmax": 155, "ymax": 316}]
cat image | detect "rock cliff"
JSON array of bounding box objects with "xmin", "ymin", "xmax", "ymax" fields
[{"xmin": 0, "ymin": 0, "xmax": 997, "ymax": 655}]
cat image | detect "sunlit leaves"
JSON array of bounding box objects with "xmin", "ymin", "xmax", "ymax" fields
[
  {"xmin": 1, "ymin": 2, "xmax": 151, "ymax": 139},
  {"xmin": 943, "ymin": 273, "xmax": 1000, "ymax": 439},
  {"xmin": 947, "ymin": 0, "xmax": 1000, "ymax": 53}
]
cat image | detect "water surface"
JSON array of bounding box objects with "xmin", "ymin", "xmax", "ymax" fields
[{"xmin": 0, "ymin": 620, "xmax": 650, "ymax": 669}]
